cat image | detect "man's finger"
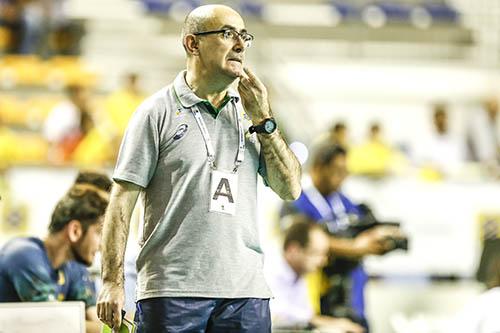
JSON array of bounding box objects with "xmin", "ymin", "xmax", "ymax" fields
[
  {"xmin": 96, "ymin": 303, "xmax": 102, "ymax": 321},
  {"xmin": 97, "ymin": 303, "xmax": 107, "ymax": 324},
  {"xmin": 112, "ymin": 305, "xmax": 122, "ymax": 330},
  {"xmin": 237, "ymin": 85, "xmax": 249, "ymax": 97},
  {"xmin": 239, "ymin": 70, "xmax": 249, "ymax": 80},
  {"xmin": 101, "ymin": 303, "xmax": 109, "ymax": 326},
  {"xmin": 239, "ymin": 77, "xmax": 253, "ymax": 89},
  {"xmin": 243, "ymin": 67, "xmax": 258, "ymax": 82},
  {"xmin": 106, "ymin": 304, "xmax": 115, "ymax": 327}
]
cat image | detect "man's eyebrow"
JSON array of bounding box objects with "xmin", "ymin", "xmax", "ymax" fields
[{"xmin": 220, "ymin": 25, "xmax": 247, "ymax": 33}]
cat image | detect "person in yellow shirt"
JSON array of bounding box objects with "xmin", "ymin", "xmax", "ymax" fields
[
  {"xmin": 104, "ymin": 73, "xmax": 145, "ymax": 136},
  {"xmin": 348, "ymin": 122, "xmax": 398, "ymax": 178}
]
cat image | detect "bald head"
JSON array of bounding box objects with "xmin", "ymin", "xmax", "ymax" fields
[
  {"xmin": 182, "ymin": 4, "xmax": 247, "ymax": 79},
  {"xmin": 182, "ymin": 5, "xmax": 243, "ymax": 37}
]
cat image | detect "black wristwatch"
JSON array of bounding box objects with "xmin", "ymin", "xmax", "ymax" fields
[{"xmin": 249, "ymin": 118, "xmax": 277, "ymax": 135}]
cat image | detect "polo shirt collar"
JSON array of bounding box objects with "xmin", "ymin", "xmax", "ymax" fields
[{"xmin": 173, "ymin": 70, "xmax": 240, "ymax": 109}]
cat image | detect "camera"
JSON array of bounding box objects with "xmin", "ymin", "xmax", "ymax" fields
[
  {"xmin": 321, "ymin": 204, "xmax": 410, "ymax": 321},
  {"xmin": 348, "ymin": 203, "xmax": 409, "ymax": 253}
]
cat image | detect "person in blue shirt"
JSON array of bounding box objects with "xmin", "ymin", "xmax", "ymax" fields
[
  {"xmin": 0, "ymin": 172, "xmax": 111, "ymax": 333},
  {"xmin": 282, "ymin": 144, "xmax": 399, "ymax": 332}
]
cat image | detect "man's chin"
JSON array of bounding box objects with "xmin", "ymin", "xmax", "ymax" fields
[
  {"xmin": 224, "ymin": 65, "xmax": 243, "ymax": 79},
  {"xmin": 226, "ymin": 71, "xmax": 242, "ymax": 80},
  {"xmin": 74, "ymin": 254, "xmax": 92, "ymax": 267},
  {"xmin": 70, "ymin": 245, "xmax": 93, "ymax": 266},
  {"xmin": 80, "ymin": 259, "xmax": 92, "ymax": 267}
]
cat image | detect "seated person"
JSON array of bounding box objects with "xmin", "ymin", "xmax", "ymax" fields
[
  {"xmin": 74, "ymin": 169, "xmax": 112, "ymax": 193},
  {"xmin": 449, "ymin": 254, "xmax": 500, "ymax": 333},
  {"xmin": 265, "ymin": 215, "xmax": 364, "ymax": 333},
  {"xmin": 0, "ymin": 172, "xmax": 111, "ymax": 333}
]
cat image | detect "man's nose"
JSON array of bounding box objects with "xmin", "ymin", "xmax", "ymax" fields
[{"xmin": 233, "ymin": 38, "xmax": 245, "ymax": 53}]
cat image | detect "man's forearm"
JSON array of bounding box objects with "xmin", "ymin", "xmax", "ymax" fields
[
  {"xmin": 237, "ymin": 70, "xmax": 301, "ymax": 200},
  {"xmin": 330, "ymin": 237, "xmax": 363, "ymax": 259},
  {"xmin": 101, "ymin": 181, "xmax": 140, "ymax": 285},
  {"xmin": 258, "ymin": 130, "xmax": 301, "ymax": 200}
]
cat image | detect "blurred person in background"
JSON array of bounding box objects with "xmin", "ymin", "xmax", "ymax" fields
[
  {"xmin": 0, "ymin": 0, "xmax": 24, "ymax": 53},
  {"xmin": 0, "ymin": 170, "xmax": 111, "ymax": 333},
  {"xmin": 466, "ymin": 96, "xmax": 500, "ymax": 178},
  {"xmin": 265, "ymin": 215, "xmax": 364, "ymax": 333},
  {"xmin": 0, "ymin": 113, "xmax": 16, "ymax": 167},
  {"xmin": 282, "ymin": 144, "xmax": 403, "ymax": 332},
  {"xmin": 43, "ymin": 84, "xmax": 94, "ymax": 163},
  {"xmin": 21, "ymin": 0, "xmax": 69, "ymax": 55},
  {"xmin": 105, "ymin": 72, "xmax": 145, "ymax": 137},
  {"xmin": 348, "ymin": 122, "xmax": 396, "ymax": 178},
  {"xmin": 416, "ymin": 103, "xmax": 466, "ymax": 180},
  {"xmin": 329, "ymin": 122, "xmax": 349, "ymax": 149},
  {"xmin": 74, "ymin": 170, "xmax": 112, "ymax": 193},
  {"xmin": 97, "ymin": 4, "xmax": 301, "ymax": 333},
  {"xmin": 0, "ymin": 0, "xmax": 70, "ymax": 55},
  {"xmin": 449, "ymin": 253, "xmax": 500, "ymax": 333}
]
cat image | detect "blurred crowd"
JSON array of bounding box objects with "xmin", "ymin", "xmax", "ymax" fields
[
  {"xmin": 317, "ymin": 96, "xmax": 500, "ymax": 182},
  {"xmin": 1, "ymin": 69, "xmax": 500, "ymax": 183},
  {"xmin": 0, "ymin": 71, "xmax": 145, "ymax": 168},
  {"xmin": 0, "ymin": 0, "xmax": 83, "ymax": 56}
]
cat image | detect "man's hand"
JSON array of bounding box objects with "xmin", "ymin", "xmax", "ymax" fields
[
  {"xmin": 96, "ymin": 282, "xmax": 125, "ymax": 332},
  {"xmin": 312, "ymin": 315, "xmax": 365, "ymax": 333},
  {"xmin": 352, "ymin": 226, "xmax": 395, "ymax": 257},
  {"xmin": 334, "ymin": 318, "xmax": 365, "ymax": 333},
  {"xmin": 237, "ymin": 67, "xmax": 271, "ymax": 123}
]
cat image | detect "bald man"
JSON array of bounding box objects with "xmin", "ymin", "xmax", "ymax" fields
[{"xmin": 96, "ymin": 4, "xmax": 301, "ymax": 333}]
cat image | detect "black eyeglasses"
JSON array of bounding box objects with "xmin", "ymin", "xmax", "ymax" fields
[{"xmin": 193, "ymin": 28, "xmax": 254, "ymax": 48}]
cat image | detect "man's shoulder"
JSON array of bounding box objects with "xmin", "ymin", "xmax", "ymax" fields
[
  {"xmin": 136, "ymin": 86, "xmax": 174, "ymax": 115},
  {"xmin": 1, "ymin": 237, "xmax": 44, "ymax": 259},
  {"xmin": 0, "ymin": 237, "xmax": 46, "ymax": 268}
]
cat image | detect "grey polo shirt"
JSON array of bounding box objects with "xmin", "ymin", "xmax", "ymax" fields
[{"xmin": 113, "ymin": 71, "xmax": 272, "ymax": 300}]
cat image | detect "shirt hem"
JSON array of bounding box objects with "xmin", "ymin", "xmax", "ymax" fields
[
  {"xmin": 112, "ymin": 172, "xmax": 148, "ymax": 188},
  {"xmin": 137, "ymin": 290, "xmax": 272, "ymax": 302}
]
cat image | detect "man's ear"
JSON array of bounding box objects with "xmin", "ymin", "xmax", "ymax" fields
[
  {"xmin": 184, "ymin": 35, "xmax": 200, "ymax": 56},
  {"xmin": 286, "ymin": 242, "xmax": 302, "ymax": 255},
  {"xmin": 67, "ymin": 220, "xmax": 83, "ymax": 243}
]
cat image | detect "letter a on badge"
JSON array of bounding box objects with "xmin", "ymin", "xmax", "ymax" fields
[
  {"xmin": 210, "ymin": 170, "xmax": 238, "ymax": 215},
  {"xmin": 213, "ymin": 178, "xmax": 234, "ymax": 203}
]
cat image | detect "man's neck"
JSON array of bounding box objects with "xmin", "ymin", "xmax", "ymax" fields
[
  {"xmin": 311, "ymin": 174, "xmax": 333, "ymax": 197},
  {"xmin": 185, "ymin": 69, "xmax": 233, "ymax": 108},
  {"xmin": 43, "ymin": 234, "xmax": 71, "ymax": 269}
]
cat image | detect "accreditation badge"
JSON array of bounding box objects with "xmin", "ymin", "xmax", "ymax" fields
[{"xmin": 209, "ymin": 170, "xmax": 238, "ymax": 215}]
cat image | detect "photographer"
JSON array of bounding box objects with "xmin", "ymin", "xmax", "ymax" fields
[{"xmin": 281, "ymin": 144, "xmax": 406, "ymax": 332}]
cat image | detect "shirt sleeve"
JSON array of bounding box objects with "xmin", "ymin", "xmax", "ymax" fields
[
  {"xmin": 5, "ymin": 248, "xmax": 58, "ymax": 302},
  {"xmin": 113, "ymin": 99, "xmax": 162, "ymax": 188},
  {"xmin": 66, "ymin": 263, "xmax": 96, "ymax": 308}
]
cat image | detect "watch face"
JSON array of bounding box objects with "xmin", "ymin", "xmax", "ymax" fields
[{"xmin": 264, "ymin": 120, "xmax": 276, "ymax": 133}]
